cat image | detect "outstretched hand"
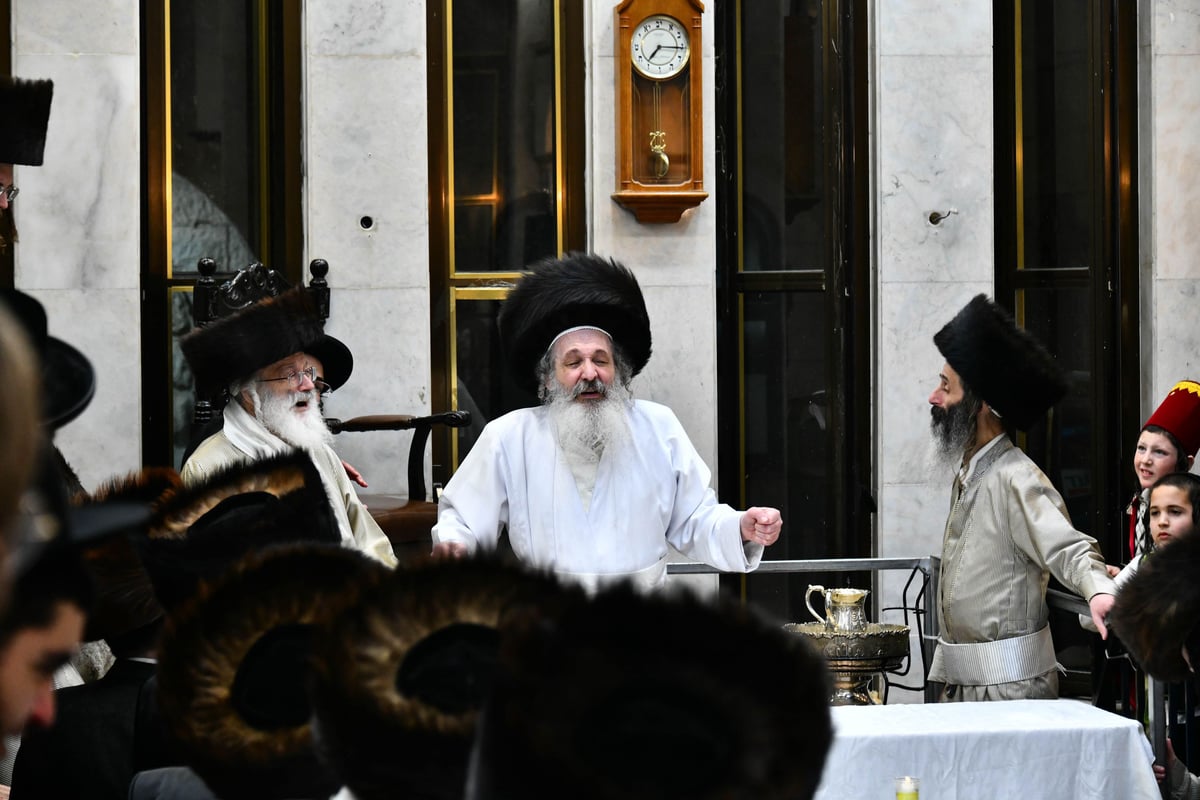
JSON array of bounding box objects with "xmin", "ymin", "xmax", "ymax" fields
[
  {"xmin": 1089, "ymin": 592, "xmax": 1115, "ymax": 640},
  {"xmin": 740, "ymin": 507, "xmax": 782, "ymax": 547},
  {"xmin": 431, "ymin": 541, "xmax": 468, "ymax": 560}
]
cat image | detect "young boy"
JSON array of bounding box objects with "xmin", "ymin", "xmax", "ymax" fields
[{"xmin": 1146, "ymin": 472, "xmax": 1200, "ymax": 551}]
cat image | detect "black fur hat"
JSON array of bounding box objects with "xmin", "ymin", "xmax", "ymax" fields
[
  {"xmin": 1110, "ymin": 533, "xmax": 1200, "ymax": 684},
  {"xmin": 498, "ymin": 252, "xmax": 652, "ymax": 393},
  {"xmin": 0, "ymin": 77, "xmax": 53, "ymax": 166},
  {"xmin": 309, "ymin": 557, "xmax": 583, "ymax": 800},
  {"xmin": 156, "ymin": 543, "xmax": 389, "ymax": 800},
  {"xmin": 467, "ymin": 585, "xmax": 834, "ymax": 800},
  {"xmin": 135, "ymin": 451, "xmax": 341, "ymax": 612},
  {"xmin": 180, "ymin": 288, "xmax": 352, "ymax": 392},
  {"xmin": 933, "ymin": 294, "xmax": 1068, "ymax": 430},
  {"xmin": 77, "ymin": 467, "xmax": 181, "ymax": 643}
]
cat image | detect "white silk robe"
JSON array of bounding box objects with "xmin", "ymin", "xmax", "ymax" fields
[{"xmin": 432, "ymin": 400, "xmax": 763, "ymax": 593}]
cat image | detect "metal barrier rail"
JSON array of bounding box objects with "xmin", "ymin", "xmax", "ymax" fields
[{"xmin": 667, "ymin": 556, "xmax": 942, "ymax": 703}]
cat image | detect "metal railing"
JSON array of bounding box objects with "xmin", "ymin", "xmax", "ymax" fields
[{"xmin": 668, "ymin": 556, "xmax": 941, "ymax": 703}]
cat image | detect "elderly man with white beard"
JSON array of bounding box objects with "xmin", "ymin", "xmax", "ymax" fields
[
  {"xmin": 925, "ymin": 295, "xmax": 1114, "ymax": 702},
  {"xmin": 431, "ymin": 253, "xmax": 781, "ymax": 593},
  {"xmin": 179, "ymin": 289, "xmax": 396, "ymax": 567}
]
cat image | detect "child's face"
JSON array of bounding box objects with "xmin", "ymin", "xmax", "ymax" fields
[
  {"xmin": 1148, "ymin": 485, "xmax": 1195, "ymax": 546},
  {"xmin": 1135, "ymin": 430, "xmax": 1181, "ymax": 490}
]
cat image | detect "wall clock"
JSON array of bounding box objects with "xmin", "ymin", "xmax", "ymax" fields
[{"xmin": 612, "ymin": 0, "xmax": 708, "ymax": 224}]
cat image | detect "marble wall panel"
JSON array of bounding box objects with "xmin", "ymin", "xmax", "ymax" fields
[
  {"xmin": 321, "ymin": 287, "xmax": 432, "ymax": 496},
  {"xmin": 13, "ymin": 0, "xmax": 137, "ymax": 55},
  {"xmin": 1148, "ymin": 55, "xmax": 1200, "ymax": 282},
  {"xmin": 877, "ymin": 54, "xmax": 994, "ymax": 286},
  {"xmin": 14, "ymin": 54, "xmax": 140, "ymax": 292},
  {"xmin": 307, "ymin": 0, "xmax": 425, "ymax": 57},
  {"xmin": 306, "ymin": 55, "xmax": 430, "ymax": 291},
  {"xmin": 45, "ymin": 288, "xmax": 142, "ymax": 490},
  {"xmin": 876, "ymin": 0, "xmax": 991, "ymax": 57},
  {"xmin": 1154, "ymin": 0, "xmax": 1200, "ymax": 54},
  {"xmin": 1151, "ymin": 279, "xmax": 1200, "ymax": 395}
]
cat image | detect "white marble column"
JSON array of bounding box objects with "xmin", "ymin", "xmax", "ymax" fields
[
  {"xmin": 11, "ymin": 0, "xmax": 142, "ymax": 489},
  {"xmin": 873, "ymin": 0, "xmax": 995, "ymax": 700},
  {"xmin": 303, "ymin": 0, "xmax": 432, "ymax": 494}
]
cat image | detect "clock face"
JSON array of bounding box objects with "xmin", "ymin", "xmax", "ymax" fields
[{"xmin": 630, "ymin": 14, "xmax": 691, "ymax": 80}]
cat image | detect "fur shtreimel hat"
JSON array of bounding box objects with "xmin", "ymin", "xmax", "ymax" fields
[
  {"xmin": 309, "ymin": 557, "xmax": 583, "ymax": 800},
  {"xmin": 180, "ymin": 287, "xmax": 353, "ymax": 393},
  {"xmin": 135, "ymin": 451, "xmax": 341, "ymax": 613},
  {"xmin": 1110, "ymin": 531, "xmax": 1200, "ymax": 685},
  {"xmin": 933, "ymin": 294, "xmax": 1068, "ymax": 431},
  {"xmin": 0, "ymin": 78, "xmax": 53, "ymax": 166},
  {"xmin": 0, "ymin": 289, "xmax": 96, "ymax": 429},
  {"xmin": 498, "ymin": 252, "xmax": 652, "ymax": 393},
  {"xmin": 1144, "ymin": 380, "xmax": 1200, "ymax": 458},
  {"xmin": 156, "ymin": 544, "xmax": 389, "ymax": 800},
  {"xmin": 77, "ymin": 467, "xmax": 181, "ymax": 643},
  {"xmin": 467, "ymin": 586, "xmax": 834, "ymax": 800}
]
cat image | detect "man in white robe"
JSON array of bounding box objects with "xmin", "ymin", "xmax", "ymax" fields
[
  {"xmin": 432, "ymin": 253, "xmax": 780, "ymax": 592},
  {"xmin": 180, "ymin": 289, "xmax": 396, "ymax": 567}
]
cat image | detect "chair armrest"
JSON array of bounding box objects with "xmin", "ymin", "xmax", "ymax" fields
[{"xmin": 325, "ymin": 410, "xmax": 472, "ymax": 501}]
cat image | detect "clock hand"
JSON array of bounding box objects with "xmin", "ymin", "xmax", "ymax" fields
[{"xmin": 648, "ymin": 44, "xmax": 663, "ymax": 61}]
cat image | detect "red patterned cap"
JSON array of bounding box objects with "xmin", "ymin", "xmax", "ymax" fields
[{"xmin": 1145, "ymin": 380, "xmax": 1200, "ymax": 456}]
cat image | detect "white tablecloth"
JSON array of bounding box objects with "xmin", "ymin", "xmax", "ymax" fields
[{"xmin": 814, "ymin": 699, "xmax": 1159, "ymax": 799}]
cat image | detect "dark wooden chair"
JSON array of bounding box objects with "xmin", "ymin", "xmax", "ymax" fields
[{"xmin": 186, "ymin": 257, "xmax": 470, "ymax": 562}]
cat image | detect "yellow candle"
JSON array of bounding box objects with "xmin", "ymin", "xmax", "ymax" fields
[{"xmin": 894, "ymin": 775, "xmax": 919, "ymax": 799}]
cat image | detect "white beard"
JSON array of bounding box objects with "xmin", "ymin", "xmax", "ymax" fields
[
  {"xmin": 545, "ymin": 378, "xmax": 632, "ymax": 459},
  {"xmin": 248, "ymin": 385, "xmax": 334, "ymax": 451}
]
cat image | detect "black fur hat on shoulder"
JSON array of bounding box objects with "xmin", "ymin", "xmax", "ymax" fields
[
  {"xmin": 467, "ymin": 585, "xmax": 834, "ymax": 800},
  {"xmin": 135, "ymin": 451, "xmax": 341, "ymax": 613},
  {"xmin": 0, "ymin": 77, "xmax": 53, "ymax": 166},
  {"xmin": 309, "ymin": 557, "xmax": 584, "ymax": 800},
  {"xmin": 156, "ymin": 543, "xmax": 389, "ymax": 800},
  {"xmin": 933, "ymin": 294, "xmax": 1068, "ymax": 430},
  {"xmin": 498, "ymin": 252, "xmax": 651, "ymax": 393},
  {"xmin": 1110, "ymin": 532, "xmax": 1200, "ymax": 684},
  {"xmin": 180, "ymin": 288, "xmax": 353, "ymax": 393}
]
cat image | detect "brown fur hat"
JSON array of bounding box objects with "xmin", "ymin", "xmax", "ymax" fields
[
  {"xmin": 0, "ymin": 77, "xmax": 53, "ymax": 166},
  {"xmin": 468, "ymin": 585, "xmax": 834, "ymax": 800},
  {"xmin": 498, "ymin": 252, "xmax": 652, "ymax": 393},
  {"xmin": 77, "ymin": 467, "xmax": 181, "ymax": 643},
  {"xmin": 309, "ymin": 556, "xmax": 583, "ymax": 800},
  {"xmin": 933, "ymin": 294, "xmax": 1068, "ymax": 430},
  {"xmin": 135, "ymin": 451, "xmax": 340, "ymax": 612},
  {"xmin": 156, "ymin": 543, "xmax": 389, "ymax": 800},
  {"xmin": 180, "ymin": 287, "xmax": 346, "ymax": 392},
  {"xmin": 1110, "ymin": 532, "xmax": 1200, "ymax": 684}
]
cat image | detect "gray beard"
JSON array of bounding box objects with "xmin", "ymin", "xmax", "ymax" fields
[
  {"xmin": 249, "ymin": 385, "xmax": 334, "ymax": 451},
  {"xmin": 545, "ymin": 378, "xmax": 632, "ymax": 458},
  {"xmin": 926, "ymin": 400, "xmax": 977, "ymax": 475}
]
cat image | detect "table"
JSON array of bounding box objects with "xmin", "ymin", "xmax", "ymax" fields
[{"xmin": 813, "ymin": 699, "xmax": 1159, "ymax": 799}]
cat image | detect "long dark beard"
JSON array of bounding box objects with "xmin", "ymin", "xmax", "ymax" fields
[{"xmin": 929, "ymin": 396, "xmax": 978, "ymax": 468}]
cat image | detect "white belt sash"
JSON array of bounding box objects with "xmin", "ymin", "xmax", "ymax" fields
[{"xmin": 935, "ymin": 626, "xmax": 1058, "ymax": 686}]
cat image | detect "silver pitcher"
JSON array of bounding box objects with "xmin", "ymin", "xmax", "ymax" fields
[{"xmin": 804, "ymin": 585, "xmax": 870, "ymax": 632}]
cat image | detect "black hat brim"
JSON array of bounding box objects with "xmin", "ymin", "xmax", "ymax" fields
[
  {"xmin": 308, "ymin": 334, "xmax": 353, "ymax": 391},
  {"xmin": 44, "ymin": 336, "xmax": 96, "ymax": 428}
]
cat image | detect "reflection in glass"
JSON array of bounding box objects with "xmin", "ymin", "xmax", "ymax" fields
[
  {"xmin": 454, "ymin": 298, "xmax": 538, "ymax": 459},
  {"xmin": 1020, "ymin": 287, "xmax": 1094, "ymax": 533},
  {"xmin": 170, "ymin": 289, "xmax": 196, "ymax": 469},
  {"xmin": 170, "ymin": 0, "xmax": 263, "ymax": 275},
  {"xmin": 452, "ymin": 0, "xmax": 558, "ymax": 273},
  {"xmin": 740, "ymin": 0, "xmax": 825, "ymax": 272},
  {"xmin": 1017, "ymin": 0, "xmax": 1092, "ymax": 270},
  {"xmin": 741, "ymin": 291, "xmax": 830, "ymax": 620}
]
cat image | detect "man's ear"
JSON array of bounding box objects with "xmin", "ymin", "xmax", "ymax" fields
[{"xmin": 1189, "ymin": 454, "xmax": 1196, "ymax": 471}]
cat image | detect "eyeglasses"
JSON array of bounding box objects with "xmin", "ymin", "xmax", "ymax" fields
[
  {"xmin": 1, "ymin": 185, "xmax": 17, "ymax": 203},
  {"xmin": 256, "ymin": 365, "xmax": 330, "ymax": 395}
]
